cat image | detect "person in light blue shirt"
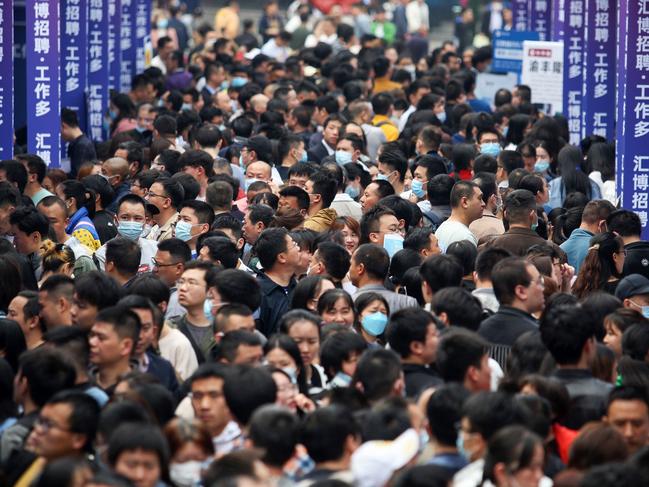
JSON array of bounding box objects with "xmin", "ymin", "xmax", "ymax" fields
[{"xmin": 547, "ymin": 145, "xmax": 602, "ymax": 210}]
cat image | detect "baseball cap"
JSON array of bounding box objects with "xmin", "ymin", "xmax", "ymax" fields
[
  {"xmin": 614, "ymin": 274, "xmax": 649, "ymax": 300},
  {"xmin": 351, "ymin": 428, "xmax": 420, "ymax": 487}
]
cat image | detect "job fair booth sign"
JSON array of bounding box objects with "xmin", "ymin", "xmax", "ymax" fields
[{"xmin": 521, "ymin": 41, "xmax": 564, "ymax": 116}]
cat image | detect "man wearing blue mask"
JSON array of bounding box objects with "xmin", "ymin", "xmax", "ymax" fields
[
  {"xmin": 616, "ymin": 274, "xmax": 649, "ymax": 319},
  {"xmin": 94, "ymin": 194, "xmax": 158, "ymax": 272},
  {"xmin": 475, "ymin": 128, "xmax": 502, "ymax": 159},
  {"xmin": 176, "ymin": 201, "xmax": 214, "ymax": 258}
]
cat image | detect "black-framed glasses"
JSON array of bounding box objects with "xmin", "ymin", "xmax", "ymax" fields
[{"xmin": 34, "ymin": 415, "xmax": 72, "ymax": 433}]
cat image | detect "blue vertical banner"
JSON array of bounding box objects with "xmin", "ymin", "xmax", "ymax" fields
[
  {"xmin": 617, "ymin": 0, "xmax": 649, "ymax": 238},
  {"xmin": 0, "ymin": 1, "xmax": 13, "ymax": 159},
  {"xmin": 563, "ymin": 0, "xmax": 586, "ymax": 144},
  {"xmin": 107, "ymin": 0, "xmax": 120, "ymax": 91},
  {"xmin": 120, "ymin": 0, "xmax": 136, "ymax": 93},
  {"xmin": 529, "ymin": 0, "xmax": 552, "ymax": 40},
  {"xmin": 134, "ymin": 0, "xmax": 151, "ymax": 74},
  {"xmin": 13, "ymin": 1, "xmax": 26, "ymax": 131},
  {"xmin": 26, "ymin": 0, "xmax": 60, "ymax": 166},
  {"xmin": 61, "ymin": 0, "xmax": 87, "ymax": 132},
  {"xmin": 87, "ymin": 0, "xmax": 109, "ymax": 141},
  {"xmin": 551, "ymin": 0, "xmax": 565, "ymax": 41},
  {"xmin": 512, "ymin": 0, "xmax": 530, "ymax": 31},
  {"xmin": 582, "ymin": 0, "xmax": 615, "ymax": 139}
]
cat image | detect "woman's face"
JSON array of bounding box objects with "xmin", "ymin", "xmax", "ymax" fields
[
  {"xmin": 295, "ymin": 246, "xmax": 312, "ymax": 276},
  {"xmin": 342, "ymin": 224, "xmax": 360, "ymax": 254},
  {"xmin": 404, "ymin": 168, "xmax": 413, "ymax": 191},
  {"xmin": 272, "ymin": 371, "xmax": 297, "ymax": 412},
  {"xmin": 359, "ymin": 299, "xmax": 388, "ymax": 321},
  {"xmin": 321, "ymin": 297, "xmax": 355, "ymax": 326},
  {"xmin": 173, "ymin": 440, "xmax": 211, "ymax": 463},
  {"xmin": 287, "ymin": 320, "xmax": 320, "ymax": 366},
  {"xmin": 508, "ymin": 444, "xmax": 545, "ymax": 487},
  {"xmin": 265, "ymin": 347, "xmax": 297, "ymax": 371},
  {"xmin": 604, "ymin": 321, "xmax": 623, "ymax": 357},
  {"xmin": 612, "ymin": 245, "xmax": 626, "ymax": 275},
  {"xmin": 310, "ymin": 279, "xmax": 335, "ymax": 311},
  {"xmin": 535, "ymin": 146, "xmax": 550, "ymax": 163}
]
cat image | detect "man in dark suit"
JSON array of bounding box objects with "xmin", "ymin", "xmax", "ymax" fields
[{"xmin": 307, "ymin": 115, "xmax": 344, "ymax": 164}]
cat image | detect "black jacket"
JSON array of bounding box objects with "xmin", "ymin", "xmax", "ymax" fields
[
  {"xmin": 307, "ymin": 141, "xmax": 331, "ymax": 164},
  {"xmin": 403, "ymin": 363, "xmax": 443, "ymax": 399},
  {"xmin": 478, "ymin": 306, "xmax": 538, "ymax": 367},
  {"xmin": 256, "ymin": 272, "xmax": 296, "ymax": 337},
  {"xmin": 623, "ymin": 240, "xmax": 649, "ymax": 279},
  {"xmin": 553, "ymin": 368, "xmax": 613, "ymax": 430}
]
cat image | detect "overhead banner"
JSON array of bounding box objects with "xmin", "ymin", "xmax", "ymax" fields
[
  {"xmin": 512, "ymin": 0, "xmax": 530, "ymax": 31},
  {"xmin": 26, "ymin": 0, "xmax": 60, "ymax": 166},
  {"xmin": 492, "ymin": 30, "xmax": 540, "ymax": 75},
  {"xmin": 551, "ymin": 0, "xmax": 565, "ymax": 41},
  {"xmin": 87, "ymin": 0, "xmax": 109, "ymax": 141},
  {"xmin": 120, "ymin": 0, "xmax": 136, "ymax": 93},
  {"xmin": 61, "ymin": 0, "xmax": 87, "ymax": 131},
  {"xmin": 0, "ymin": 2, "xmax": 13, "ymax": 159},
  {"xmin": 108, "ymin": 0, "xmax": 120, "ymax": 91},
  {"xmin": 529, "ymin": 0, "xmax": 552, "ymax": 40},
  {"xmin": 521, "ymin": 40, "xmax": 563, "ymax": 114},
  {"xmin": 563, "ymin": 0, "xmax": 586, "ymax": 144},
  {"xmin": 582, "ymin": 0, "xmax": 615, "ymax": 139},
  {"xmin": 617, "ymin": 0, "xmax": 649, "ymax": 238},
  {"xmin": 134, "ymin": 0, "xmax": 151, "ymax": 74}
]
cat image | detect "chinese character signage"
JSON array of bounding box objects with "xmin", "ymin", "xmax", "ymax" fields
[
  {"xmin": 87, "ymin": 0, "xmax": 109, "ymax": 141},
  {"xmin": 530, "ymin": 0, "xmax": 552, "ymax": 40},
  {"xmin": 108, "ymin": 0, "xmax": 120, "ymax": 91},
  {"xmin": 583, "ymin": 0, "xmax": 615, "ymax": 139},
  {"xmin": 551, "ymin": 0, "xmax": 566, "ymax": 41},
  {"xmin": 26, "ymin": 0, "xmax": 60, "ymax": 166},
  {"xmin": 61, "ymin": 0, "xmax": 87, "ymax": 133},
  {"xmin": 512, "ymin": 0, "xmax": 529, "ymax": 31},
  {"xmin": 134, "ymin": 0, "xmax": 151, "ymax": 73},
  {"xmin": 0, "ymin": 2, "xmax": 13, "ymax": 159},
  {"xmin": 563, "ymin": 0, "xmax": 586, "ymax": 144},
  {"xmin": 617, "ymin": 0, "xmax": 649, "ymax": 238},
  {"xmin": 521, "ymin": 41, "xmax": 563, "ymax": 114},
  {"xmin": 120, "ymin": 0, "xmax": 136, "ymax": 93},
  {"xmin": 492, "ymin": 29, "xmax": 540, "ymax": 75}
]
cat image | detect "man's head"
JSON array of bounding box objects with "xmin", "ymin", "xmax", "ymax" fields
[
  {"xmin": 153, "ymin": 238, "xmax": 192, "ymax": 287},
  {"xmin": 426, "ymin": 384, "xmax": 470, "ymax": 448},
  {"xmin": 581, "ymin": 200, "xmax": 616, "ymax": 233},
  {"xmin": 359, "ymin": 205, "xmax": 399, "ymax": 245},
  {"xmin": 118, "ymin": 295, "xmax": 161, "ymax": 358},
  {"xmin": 14, "ymin": 348, "xmax": 76, "ymax": 409},
  {"xmin": 300, "ymin": 405, "xmax": 360, "ymax": 467},
  {"xmin": 360, "ymin": 180, "xmax": 395, "ymax": 213},
  {"xmin": 223, "ymin": 365, "xmax": 277, "ymax": 427},
  {"xmin": 146, "ymin": 177, "xmax": 185, "ymax": 217},
  {"xmin": 8, "ymin": 291, "xmax": 43, "ymax": 342},
  {"xmin": 309, "ymin": 242, "xmax": 350, "ymax": 282},
  {"xmin": 403, "ymin": 227, "xmax": 442, "ymax": 258},
  {"xmin": 9, "ymin": 206, "xmax": 49, "ymax": 255},
  {"xmin": 189, "ymin": 363, "xmax": 232, "ymax": 436},
  {"xmin": 322, "ymin": 115, "xmax": 344, "ymax": 148},
  {"xmin": 30, "ymin": 390, "xmax": 100, "ymax": 461},
  {"xmin": 242, "ymin": 205, "xmax": 274, "ymax": 245},
  {"xmin": 179, "ymin": 149, "xmax": 215, "ymax": 182},
  {"xmin": 449, "ymin": 180, "xmax": 485, "ymax": 223},
  {"xmin": 353, "ymin": 348, "xmax": 404, "ymax": 402},
  {"xmin": 101, "ymin": 158, "xmax": 130, "ymax": 188},
  {"xmin": 377, "ymin": 146, "xmax": 408, "ymax": 188},
  {"xmin": 206, "ymin": 269, "xmax": 262, "ymax": 315},
  {"xmin": 349, "ymin": 243, "xmax": 390, "ymax": 286},
  {"xmin": 206, "ymin": 181, "xmax": 234, "ymax": 213},
  {"xmin": 177, "ymin": 261, "xmax": 213, "ymax": 311},
  {"xmin": 540, "ymin": 304, "xmax": 597, "ymax": 367},
  {"xmin": 419, "ymin": 254, "xmax": 463, "ymax": 303},
  {"xmin": 504, "ymin": 189, "xmax": 538, "ymax": 228},
  {"xmin": 253, "ymin": 228, "xmax": 300, "ymax": 273},
  {"xmin": 305, "ymin": 171, "xmax": 337, "ymax": 216},
  {"xmin": 606, "ymin": 386, "xmax": 649, "ymax": 454},
  {"xmin": 37, "ymin": 196, "xmax": 69, "ymax": 243},
  {"xmin": 60, "ymin": 108, "xmax": 82, "ymax": 141},
  {"xmin": 386, "ymin": 308, "xmax": 440, "ymax": 365},
  {"xmin": 177, "ymin": 200, "xmax": 215, "ymax": 246},
  {"xmin": 88, "ymin": 305, "xmax": 141, "ymax": 367},
  {"xmin": 214, "ymin": 330, "xmax": 263, "ymax": 365},
  {"xmin": 242, "ymin": 135, "xmax": 273, "ymax": 167},
  {"xmin": 39, "ymin": 275, "xmax": 75, "ymax": 329},
  {"xmin": 115, "ymin": 194, "xmax": 147, "ymax": 241},
  {"xmin": 214, "ymin": 304, "xmax": 255, "ymax": 335},
  {"xmin": 278, "ymin": 186, "xmax": 310, "ymax": 217},
  {"xmin": 105, "ymin": 238, "xmax": 142, "ymax": 282},
  {"xmin": 249, "ymin": 405, "xmax": 300, "ymax": 468},
  {"xmin": 72, "ymin": 272, "xmax": 122, "ymax": 330},
  {"xmin": 607, "ymin": 209, "xmax": 642, "ymax": 240},
  {"xmin": 436, "ymin": 328, "xmax": 491, "ymax": 392},
  {"xmin": 492, "ymin": 257, "xmax": 545, "ymax": 314}
]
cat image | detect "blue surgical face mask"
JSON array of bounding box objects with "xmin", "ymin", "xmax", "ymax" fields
[
  {"xmin": 239, "ymin": 153, "xmax": 246, "ymax": 168},
  {"xmin": 181, "ymin": 103, "xmax": 192, "ymax": 112},
  {"xmin": 361, "ymin": 312, "xmax": 388, "ymax": 337},
  {"xmin": 175, "ymin": 220, "xmax": 195, "ymax": 242},
  {"xmin": 502, "ymin": 125, "xmax": 509, "ymax": 137},
  {"xmin": 534, "ymin": 160, "xmax": 550, "ymax": 172},
  {"xmin": 245, "ymin": 178, "xmax": 261, "ymax": 191},
  {"xmin": 411, "ymin": 179, "xmax": 427, "ymax": 198},
  {"xmin": 108, "ymin": 109, "xmax": 118, "ymax": 120},
  {"xmin": 345, "ymin": 185, "xmax": 360, "ymax": 199},
  {"xmin": 335, "ymin": 150, "xmax": 353, "ymax": 166},
  {"xmin": 531, "ymin": 217, "xmax": 539, "ymax": 232},
  {"xmin": 480, "ymin": 142, "xmax": 501, "ymax": 157},
  {"xmin": 135, "ymin": 125, "xmax": 147, "ymax": 134},
  {"xmin": 281, "ymin": 366, "xmax": 298, "ymax": 383},
  {"xmin": 376, "ymin": 172, "xmax": 391, "ymax": 182},
  {"xmin": 641, "ymin": 306, "xmax": 649, "ymax": 319},
  {"xmin": 456, "ymin": 433, "xmax": 470, "ymax": 461},
  {"xmin": 436, "ymin": 111, "xmax": 447, "ymax": 123},
  {"xmin": 157, "ymin": 19, "xmax": 169, "ymax": 29},
  {"xmin": 330, "ymin": 371, "xmax": 352, "ymax": 388},
  {"xmin": 299, "ymin": 150, "xmax": 308, "ymax": 163},
  {"xmin": 220, "ymin": 80, "xmax": 230, "ymax": 90},
  {"xmin": 231, "ymin": 76, "xmax": 248, "ymax": 88},
  {"xmin": 117, "ymin": 221, "xmax": 143, "ymax": 241},
  {"xmin": 203, "ymin": 299, "xmax": 213, "ymax": 321}
]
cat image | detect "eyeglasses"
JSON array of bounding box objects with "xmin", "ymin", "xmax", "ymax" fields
[
  {"xmin": 152, "ymin": 258, "xmax": 178, "ymax": 268},
  {"xmin": 618, "ymin": 249, "xmax": 628, "ymax": 256},
  {"xmin": 34, "ymin": 415, "xmax": 72, "ymax": 433},
  {"xmin": 188, "ymin": 390, "xmax": 223, "ymax": 401},
  {"xmin": 147, "ymin": 191, "xmax": 168, "ymax": 200}
]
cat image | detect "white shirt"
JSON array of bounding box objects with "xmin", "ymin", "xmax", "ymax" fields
[
  {"xmin": 261, "ymin": 38, "xmax": 289, "ymax": 62},
  {"xmin": 331, "ymin": 193, "xmax": 363, "ymax": 221},
  {"xmin": 94, "ymin": 237, "xmax": 159, "ymax": 272},
  {"xmin": 434, "ymin": 219, "xmax": 478, "ymax": 252},
  {"xmin": 406, "ymin": 0, "xmax": 430, "ymax": 33},
  {"xmin": 159, "ymin": 326, "xmax": 199, "ymax": 381},
  {"xmin": 398, "ymin": 105, "xmax": 417, "ymax": 132}
]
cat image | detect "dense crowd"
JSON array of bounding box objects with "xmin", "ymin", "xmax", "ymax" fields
[{"xmin": 0, "ymin": 1, "xmax": 647, "ymax": 486}]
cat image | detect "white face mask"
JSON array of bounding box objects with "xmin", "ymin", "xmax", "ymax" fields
[{"xmin": 170, "ymin": 461, "xmax": 203, "ymax": 487}]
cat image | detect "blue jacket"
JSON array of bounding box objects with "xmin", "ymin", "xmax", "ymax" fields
[
  {"xmin": 547, "ymin": 177, "xmax": 602, "ymax": 210},
  {"xmin": 560, "ymin": 228, "xmax": 594, "ymax": 273}
]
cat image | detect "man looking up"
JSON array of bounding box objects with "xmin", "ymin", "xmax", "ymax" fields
[
  {"xmin": 179, "ymin": 149, "xmax": 215, "ymax": 200},
  {"xmin": 153, "ymin": 237, "xmax": 192, "ymax": 319},
  {"xmin": 376, "ymin": 146, "xmax": 408, "ymax": 195},
  {"xmin": 434, "ymin": 180, "xmax": 485, "ymax": 251},
  {"xmin": 304, "ymin": 171, "xmax": 338, "ymax": 232},
  {"xmin": 146, "ymin": 177, "xmax": 185, "ymax": 242}
]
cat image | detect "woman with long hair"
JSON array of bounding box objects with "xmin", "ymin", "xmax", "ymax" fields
[
  {"xmin": 572, "ymin": 232, "xmax": 625, "ymax": 299},
  {"xmin": 548, "ymin": 145, "xmax": 601, "ymax": 209}
]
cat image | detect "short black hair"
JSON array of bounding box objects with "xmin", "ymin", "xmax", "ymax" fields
[
  {"xmin": 213, "ymin": 214, "xmax": 244, "ymax": 241},
  {"xmin": 300, "ymin": 405, "xmax": 360, "ymax": 463},
  {"xmin": 249, "ymin": 405, "xmax": 300, "ymax": 467},
  {"xmin": 504, "ymin": 189, "xmax": 536, "ymax": 224},
  {"xmin": 127, "ymin": 274, "xmax": 171, "ymax": 306},
  {"xmin": 247, "ymin": 204, "xmax": 274, "ymax": 227},
  {"xmin": 462, "ymin": 391, "xmax": 531, "ymax": 441},
  {"xmin": 9, "ymin": 206, "xmax": 49, "ymax": 238},
  {"xmin": 153, "ymin": 114, "xmax": 177, "ymax": 137},
  {"xmin": 427, "ymin": 174, "xmax": 455, "ymax": 206},
  {"xmin": 152, "ymin": 177, "xmax": 185, "ymax": 210},
  {"xmin": 353, "ymin": 243, "xmax": 390, "ymax": 280},
  {"xmin": 436, "ymin": 328, "xmax": 489, "ymax": 383},
  {"xmin": 540, "ymin": 304, "xmax": 596, "ymax": 365},
  {"xmin": 106, "ymin": 237, "xmax": 141, "ymax": 277},
  {"xmin": 74, "ymin": 271, "xmax": 122, "ymax": 310},
  {"xmin": 181, "ymin": 200, "xmax": 215, "ymax": 226},
  {"xmin": 107, "ymin": 423, "xmax": 169, "ymax": 476},
  {"xmin": 320, "ymin": 330, "xmax": 367, "ymax": 378},
  {"xmin": 607, "ymin": 209, "xmax": 642, "ymax": 237},
  {"xmin": 279, "ymin": 186, "xmax": 310, "ymax": 212},
  {"xmin": 157, "ymin": 237, "xmax": 192, "ymax": 263},
  {"xmin": 420, "ymin": 254, "xmax": 463, "ymax": 292},
  {"xmin": 432, "ymin": 287, "xmax": 483, "ymax": 331},
  {"xmin": 353, "ymin": 348, "xmax": 403, "ymax": 402},
  {"xmin": 16, "ymin": 154, "xmax": 47, "ymax": 184},
  {"xmin": 213, "ymin": 330, "xmax": 262, "ymax": 363},
  {"xmin": 426, "ymin": 384, "xmax": 470, "ymax": 447},
  {"xmin": 379, "ymin": 195, "xmax": 414, "ymax": 231},
  {"xmin": 386, "ymin": 307, "xmax": 436, "ymax": 358},
  {"xmin": 205, "ymin": 268, "xmax": 261, "ymax": 312},
  {"xmin": 199, "ymin": 237, "xmax": 239, "ymax": 269},
  {"xmin": 607, "ymin": 385, "xmax": 649, "ymax": 410},
  {"xmin": 223, "ymin": 365, "xmax": 277, "ymax": 425},
  {"xmin": 449, "ymin": 180, "xmax": 479, "ymax": 208},
  {"xmin": 499, "ymin": 150, "xmax": 524, "ymax": 174},
  {"xmin": 359, "ymin": 205, "xmax": 397, "ymax": 244},
  {"xmin": 491, "ymin": 257, "xmax": 533, "ymax": 305},
  {"xmin": 308, "ymin": 171, "xmax": 337, "ymax": 209},
  {"xmin": 116, "ymin": 193, "xmax": 146, "ymax": 215},
  {"xmin": 378, "ymin": 146, "xmax": 408, "ymax": 182},
  {"xmin": 95, "ymin": 305, "xmax": 141, "ymax": 348},
  {"xmin": 18, "ymin": 348, "xmax": 76, "ymax": 407},
  {"xmin": 0, "ymin": 160, "xmax": 28, "ymax": 193},
  {"xmin": 178, "ymin": 149, "xmax": 214, "ymax": 177},
  {"xmin": 47, "ymin": 390, "xmax": 101, "ymax": 451},
  {"xmin": 475, "ymin": 247, "xmax": 512, "ymax": 281},
  {"xmin": 315, "ymin": 242, "xmax": 350, "ymax": 281}
]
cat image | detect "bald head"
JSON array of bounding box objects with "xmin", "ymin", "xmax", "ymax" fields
[
  {"xmin": 245, "ymin": 161, "xmax": 272, "ymax": 181},
  {"xmin": 250, "ymin": 94, "xmax": 269, "ymax": 115},
  {"xmin": 102, "ymin": 157, "xmax": 129, "ymax": 186}
]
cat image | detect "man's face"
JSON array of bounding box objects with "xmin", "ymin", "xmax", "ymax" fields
[
  {"xmin": 11, "ymin": 227, "xmax": 38, "ymax": 255},
  {"xmin": 410, "ymin": 87, "xmax": 431, "ymax": 107},
  {"xmin": 145, "ymin": 182, "xmax": 171, "ymax": 214},
  {"xmin": 137, "ymin": 108, "xmax": 155, "ymax": 131},
  {"xmin": 114, "ymin": 449, "xmax": 161, "ymax": 487},
  {"xmin": 31, "ymin": 403, "xmax": 85, "ymax": 460},
  {"xmin": 279, "ymin": 195, "xmax": 302, "ymax": 213},
  {"xmin": 37, "ymin": 203, "xmax": 68, "ymax": 242},
  {"xmin": 523, "ymin": 264, "xmax": 546, "ymax": 314},
  {"xmin": 39, "ymin": 290, "xmax": 63, "ymax": 328},
  {"xmin": 424, "ymin": 234, "xmax": 441, "ymax": 257},
  {"xmin": 7, "ymin": 296, "xmax": 30, "ymax": 336},
  {"xmin": 360, "ymin": 183, "xmax": 381, "ymax": 213},
  {"xmin": 89, "ymin": 321, "xmax": 133, "ymax": 366},
  {"xmin": 152, "ymin": 250, "xmax": 183, "ymax": 287},
  {"xmin": 465, "ymin": 187, "xmax": 486, "ymax": 222},
  {"xmin": 336, "ymin": 139, "xmax": 358, "ymax": 162},
  {"xmin": 377, "ymin": 162, "xmax": 397, "ymax": 185},
  {"xmin": 283, "ymin": 235, "xmax": 301, "ymax": 270},
  {"xmin": 177, "ymin": 269, "xmax": 207, "ymax": 308},
  {"xmin": 231, "ymin": 344, "xmax": 264, "ymax": 365},
  {"xmin": 132, "ymin": 308, "xmax": 157, "ymax": 357},
  {"xmin": 243, "ymin": 213, "xmax": 261, "ymax": 244},
  {"xmin": 447, "ymin": 55, "xmax": 461, "ymax": 72},
  {"xmin": 369, "ymin": 214, "xmax": 400, "ymax": 246},
  {"xmin": 245, "ymin": 162, "xmax": 271, "ymax": 181},
  {"xmin": 190, "ymin": 377, "xmax": 231, "ymax": 436},
  {"xmin": 0, "ymin": 203, "xmax": 16, "ymax": 235},
  {"xmin": 218, "ymin": 313, "xmax": 256, "ymax": 334},
  {"xmin": 625, "ymin": 294, "xmax": 649, "ymax": 313},
  {"xmin": 323, "ymin": 121, "xmax": 342, "ymax": 147},
  {"xmin": 117, "ymin": 201, "xmax": 146, "ymax": 227},
  {"xmin": 71, "ymin": 294, "xmax": 98, "ymax": 330},
  {"xmin": 288, "ymin": 174, "xmax": 308, "ymax": 189},
  {"xmin": 304, "ymin": 179, "xmax": 321, "ymax": 212},
  {"xmin": 607, "ymin": 399, "xmax": 649, "ymax": 454},
  {"xmin": 177, "ymin": 207, "xmax": 207, "ymax": 243}
]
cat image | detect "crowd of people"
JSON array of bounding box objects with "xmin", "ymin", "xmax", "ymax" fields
[{"xmin": 0, "ymin": 0, "xmax": 646, "ymax": 486}]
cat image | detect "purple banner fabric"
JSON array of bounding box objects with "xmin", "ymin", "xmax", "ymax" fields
[
  {"xmin": 617, "ymin": 0, "xmax": 649, "ymax": 238},
  {"xmin": 0, "ymin": 2, "xmax": 13, "ymax": 159},
  {"xmin": 120, "ymin": 0, "xmax": 136, "ymax": 93},
  {"xmin": 563, "ymin": 0, "xmax": 586, "ymax": 144},
  {"xmin": 61, "ymin": 0, "xmax": 87, "ymax": 135},
  {"xmin": 529, "ymin": 0, "xmax": 552, "ymax": 40},
  {"xmin": 108, "ymin": 0, "xmax": 121, "ymax": 91},
  {"xmin": 86, "ymin": 0, "xmax": 109, "ymax": 141},
  {"xmin": 551, "ymin": 0, "xmax": 565, "ymax": 41},
  {"xmin": 26, "ymin": 0, "xmax": 60, "ymax": 166},
  {"xmin": 583, "ymin": 0, "xmax": 615, "ymax": 139},
  {"xmin": 512, "ymin": 0, "xmax": 530, "ymax": 31},
  {"xmin": 134, "ymin": 0, "xmax": 151, "ymax": 74}
]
